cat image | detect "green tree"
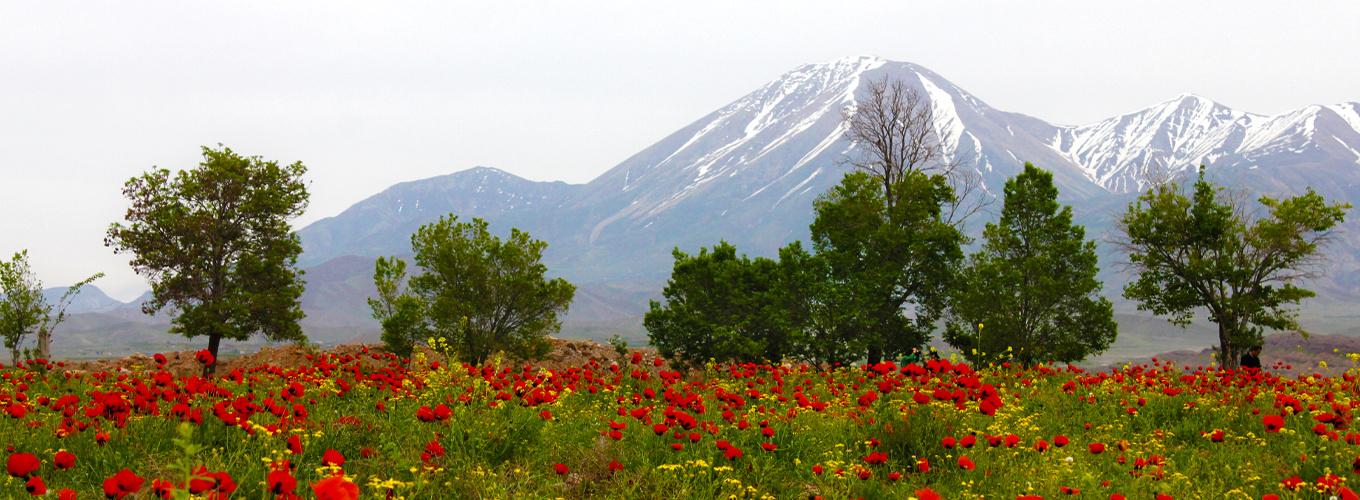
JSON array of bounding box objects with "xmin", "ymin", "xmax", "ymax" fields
[
  {"xmin": 406, "ymin": 215, "xmax": 574, "ymax": 365},
  {"xmin": 1115, "ymin": 168, "xmax": 1350, "ymax": 369},
  {"xmin": 943, "ymin": 164, "xmax": 1116, "ymax": 366},
  {"xmin": 105, "ymin": 145, "xmax": 309, "ymax": 376},
  {"xmin": 0, "ymin": 251, "xmax": 103, "ymax": 364},
  {"xmin": 773, "ymin": 241, "xmax": 862, "ymax": 369},
  {"xmin": 645, "ymin": 241, "xmax": 792, "ymax": 371},
  {"xmin": 810, "ymin": 170, "xmax": 965, "ymax": 364},
  {"xmin": 368, "ymin": 256, "xmax": 429, "ymax": 361}
]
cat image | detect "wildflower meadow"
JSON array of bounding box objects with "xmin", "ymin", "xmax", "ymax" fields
[{"xmin": 2, "ymin": 346, "xmax": 1358, "ymax": 499}]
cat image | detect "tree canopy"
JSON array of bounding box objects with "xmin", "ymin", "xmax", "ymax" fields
[
  {"xmin": 943, "ymin": 164, "xmax": 1116, "ymax": 366},
  {"xmin": 402, "ymin": 216, "xmax": 575, "ymax": 365},
  {"xmin": 644, "ymin": 242, "xmax": 792, "ymax": 371},
  {"xmin": 105, "ymin": 145, "xmax": 310, "ymax": 375},
  {"xmin": 809, "ymin": 170, "xmax": 964, "ymax": 364},
  {"xmin": 1115, "ymin": 168, "xmax": 1350, "ymax": 368}
]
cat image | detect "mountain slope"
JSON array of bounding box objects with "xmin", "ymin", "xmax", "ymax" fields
[
  {"xmin": 290, "ymin": 55, "xmax": 1360, "ymax": 326},
  {"xmin": 299, "ymin": 167, "xmax": 580, "ymax": 268}
]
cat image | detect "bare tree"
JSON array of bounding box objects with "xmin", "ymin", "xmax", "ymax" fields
[{"xmin": 840, "ymin": 76, "xmax": 985, "ymax": 225}]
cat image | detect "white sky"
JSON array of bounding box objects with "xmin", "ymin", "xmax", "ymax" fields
[{"xmin": 3, "ymin": 1, "xmax": 1358, "ymax": 302}]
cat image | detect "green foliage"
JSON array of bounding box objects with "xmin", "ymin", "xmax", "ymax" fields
[
  {"xmin": 1117, "ymin": 167, "xmax": 1350, "ymax": 367},
  {"xmin": 406, "ymin": 215, "xmax": 575, "ymax": 365},
  {"xmin": 607, "ymin": 334, "xmax": 630, "ymax": 365},
  {"xmin": 0, "ymin": 250, "xmax": 102, "ymax": 364},
  {"xmin": 105, "ymin": 145, "xmax": 309, "ymax": 374},
  {"xmin": 368, "ymin": 256, "xmax": 428, "ymax": 360},
  {"xmin": 773, "ymin": 241, "xmax": 863, "ymax": 368},
  {"xmin": 0, "ymin": 251, "xmax": 46, "ymax": 365},
  {"xmin": 943, "ymin": 164, "xmax": 1116, "ymax": 366},
  {"xmin": 645, "ymin": 241, "xmax": 793, "ymax": 371},
  {"xmin": 809, "ymin": 171, "xmax": 965, "ymax": 363}
]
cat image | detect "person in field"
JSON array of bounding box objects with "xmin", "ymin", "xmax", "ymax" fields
[{"xmin": 1239, "ymin": 345, "xmax": 1263, "ymax": 370}]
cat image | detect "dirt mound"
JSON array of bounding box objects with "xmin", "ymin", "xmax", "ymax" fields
[
  {"xmin": 60, "ymin": 337, "xmax": 666, "ymax": 376},
  {"xmin": 1126, "ymin": 332, "xmax": 1360, "ymax": 375}
]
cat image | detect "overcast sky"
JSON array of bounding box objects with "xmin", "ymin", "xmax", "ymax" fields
[{"xmin": 3, "ymin": 1, "xmax": 1357, "ymax": 301}]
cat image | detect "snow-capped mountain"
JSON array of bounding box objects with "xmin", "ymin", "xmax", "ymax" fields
[
  {"xmin": 1052, "ymin": 94, "xmax": 1360, "ymax": 194},
  {"xmin": 297, "ymin": 56, "xmax": 1360, "ymax": 298}
]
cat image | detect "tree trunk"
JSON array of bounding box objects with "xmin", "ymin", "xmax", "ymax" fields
[
  {"xmin": 867, "ymin": 345, "xmax": 882, "ymax": 365},
  {"xmin": 1217, "ymin": 322, "xmax": 1240, "ymax": 370},
  {"xmin": 204, "ymin": 332, "xmax": 222, "ymax": 377},
  {"xmin": 37, "ymin": 328, "xmax": 50, "ymax": 361}
]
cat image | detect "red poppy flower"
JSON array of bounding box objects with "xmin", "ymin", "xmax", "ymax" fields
[
  {"xmin": 360, "ymin": 447, "xmax": 375, "ymax": 458},
  {"xmin": 1281, "ymin": 476, "xmax": 1304, "ymax": 490},
  {"xmin": 957, "ymin": 456, "xmax": 975, "ymax": 470},
  {"xmin": 539, "ymin": 410, "xmax": 553, "ymax": 420},
  {"xmin": 101, "ymin": 469, "xmax": 144, "ymax": 499},
  {"xmin": 812, "ymin": 465, "xmax": 824, "ymax": 475},
  {"xmin": 213, "ymin": 471, "xmax": 238, "ymax": 495},
  {"xmin": 916, "ymin": 488, "xmax": 942, "ymax": 500},
  {"xmin": 313, "ymin": 475, "xmax": 359, "ymax": 500},
  {"xmin": 670, "ymin": 443, "xmax": 684, "ymax": 451},
  {"xmin": 760, "ymin": 443, "xmax": 777, "ymax": 451},
  {"xmin": 761, "ymin": 427, "xmax": 775, "ymax": 438},
  {"xmin": 942, "ymin": 437, "xmax": 956, "ymax": 449},
  {"xmin": 6, "ymin": 404, "xmax": 26, "ymax": 419},
  {"xmin": 960, "ymin": 435, "xmax": 977, "ymax": 448},
  {"xmin": 1060, "ymin": 486, "xmax": 1081, "ymax": 494},
  {"xmin": 861, "ymin": 452, "xmax": 887, "ymax": 465},
  {"xmin": 1263, "ymin": 415, "xmax": 1285, "ymax": 432},
  {"xmin": 888, "ymin": 472, "xmax": 901, "ymax": 481},
  {"xmin": 1209, "ymin": 430, "xmax": 1225, "ymax": 443},
  {"xmin": 288, "ymin": 435, "xmax": 303, "ymax": 454},
  {"xmin": 24, "ymin": 475, "xmax": 45, "ymax": 495},
  {"xmin": 268, "ymin": 464, "xmax": 297, "ymax": 494},
  {"xmin": 425, "ymin": 441, "xmax": 444, "ymax": 458},
  {"xmin": 322, "ymin": 449, "xmax": 345, "ymax": 467},
  {"xmin": 56, "ymin": 489, "xmax": 76, "ymax": 500},
  {"xmin": 95, "ymin": 432, "xmax": 110, "ymax": 446},
  {"xmin": 1034, "ymin": 439, "xmax": 1049, "ymax": 452},
  {"xmin": 1005, "ymin": 434, "xmax": 1020, "ymax": 447},
  {"xmin": 53, "ymin": 451, "xmax": 75, "ymax": 470},
  {"xmin": 916, "ymin": 458, "xmax": 930, "ymax": 473},
  {"xmin": 608, "ymin": 461, "xmax": 624, "ymax": 472},
  {"xmin": 154, "ymin": 353, "xmax": 167, "ymax": 365},
  {"xmin": 857, "ymin": 468, "xmax": 872, "ymax": 480},
  {"xmin": 7, "ymin": 453, "xmax": 40, "ymax": 478},
  {"xmin": 724, "ymin": 446, "xmax": 743, "ymax": 461},
  {"xmin": 187, "ymin": 466, "xmax": 217, "ymax": 493},
  {"xmin": 1054, "ymin": 435, "xmax": 1069, "ymax": 447},
  {"xmin": 151, "ymin": 478, "xmax": 175, "ymax": 499},
  {"xmin": 196, "ymin": 350, "xmax": 215, "ymax": 366},
  {"xmin": 1089, "ymin": 443, "xmax": 1105, "ymax": 454}
]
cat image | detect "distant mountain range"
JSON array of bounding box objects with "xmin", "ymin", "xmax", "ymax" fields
[{"xmin": 50, "ymin": 56, "xmax": 1360, "ymax": 360}]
